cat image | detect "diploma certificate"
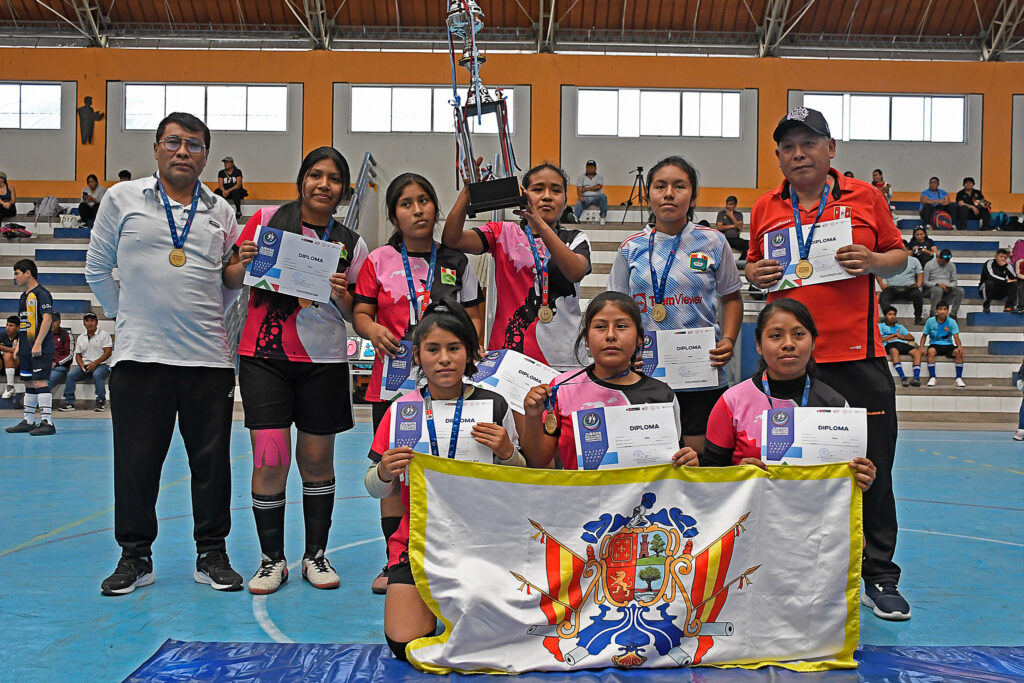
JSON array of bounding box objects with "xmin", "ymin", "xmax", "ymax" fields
[
  {"xmin": 244, "ymin": 225, "xmax": 343, "ymax": 303},
  {"xmin": 640, "ymin": 327, "xmax": 717, "ymax": 390},
  {"xmin": 390, "ymin": 399, "xmax": 494, "ymax": 464},
  {"xmin": 760, "ymin": 406, "xmax": 867, "ymax": 465},
  {"xmin": 571, "ymin": 402, "xmax": 678, "ymax": 470},
  {"xmin": 471, "ymin": 349, "xmax": 559, "ymax": 413},
  {"xmin": 764, "ymin": 218, "xmax": 854, "ymax": 292}
]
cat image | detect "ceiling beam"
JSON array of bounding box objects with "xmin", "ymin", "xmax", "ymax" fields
[
  {"xmin": 758, "ymin": 0, "xmax": 789, "ymax": 57},
  {"xmin": 980, "ymin": 0, "xmax": 1024, "ymax": 61},
  {"xmin": 71, "ymin": 0, "xmax": 107, "ymax": 47},
  {"xmin": 282, "ymin": 0, "xmax": 329, "ymax": 49},
  {"xmin": 31, "ymin": 0, "xmax": 98, "ymax": 44},
  {"xmin": 538, "ymin": 0, "xmax": 555, "ymax": 52}
]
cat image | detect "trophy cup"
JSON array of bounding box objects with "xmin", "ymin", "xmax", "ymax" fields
[{"xmin": 446, "ymin": 0, "xmax": 525, "ymax": 217}]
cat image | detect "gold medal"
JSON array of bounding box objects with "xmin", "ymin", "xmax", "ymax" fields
[
  {"xmin": 538, "ymin": 305, "xmax": 554, "ymax": 323},
  {"xmin": 544, "ymin": 410, "xmax": 559, "ymax": 435},
  {"xmin": 168, "ymin": 248, "xmax": 187, "ymax": 267},
  {"xmin": 794, "ymin": 259, "xmax": 814, "ymax": 279},
  {"xmin": 297, "ymin": 298, "xmax": 313, "ymax": 309},
  {"xmin": 651, "ymin": 303, "xmax": 667, "ymax": 323}
]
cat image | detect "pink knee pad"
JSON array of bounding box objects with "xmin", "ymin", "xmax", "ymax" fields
[{"xmin": 254, "ymin": 429, "xmax": 290, "ymax": 469}]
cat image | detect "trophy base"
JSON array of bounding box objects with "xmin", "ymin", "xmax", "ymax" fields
[{"xmin": 465, "ymin": 176, "xmax": 525, "ymax": 218}]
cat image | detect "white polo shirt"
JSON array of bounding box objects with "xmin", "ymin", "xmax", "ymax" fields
[
  {"xmin": 85, "ymin": 176, "xmax": 242, "ymax": 369},
  {"xmin": 76, "ymin": 329, "xmax": 113, "ymax": 365}
]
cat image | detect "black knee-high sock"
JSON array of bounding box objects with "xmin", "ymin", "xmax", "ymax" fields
[
  {"xmin": 302, "ymin": 478, "xmax": 335, "ymax": 556},
  {"xmin": 252, "ymin": 491, "xmax": 286, "ymax": 560},
  {"xmin": 381, "ymin": 516, "xmax": 401, "ymax": 564}
]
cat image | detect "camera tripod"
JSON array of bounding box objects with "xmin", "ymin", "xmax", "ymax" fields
[{"xmin": 621, "ymin": 166, "xmax": 648, "ymax": 224}]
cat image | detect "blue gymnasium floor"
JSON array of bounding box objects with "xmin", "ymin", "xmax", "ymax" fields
[{"xmin": 1, "ymin": 421, "xmax": 1022, "ymax": 681}]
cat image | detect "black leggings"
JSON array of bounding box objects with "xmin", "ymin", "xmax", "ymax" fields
[{"xmin": 386, "ymin": 632, "xmax": 433, "ymax": 662}]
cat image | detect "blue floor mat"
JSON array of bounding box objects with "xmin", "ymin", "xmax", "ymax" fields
[{"xmin": 127, "ymin": 640, "xmax": 1024, "ymax": 682}]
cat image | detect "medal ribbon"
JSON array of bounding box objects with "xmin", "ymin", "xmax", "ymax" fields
[
  {"xmin": 422, "ymin": 385, "xmax": 464, "ymax": 460},
  {"xmin": 648, "ymin": 226, "xmax": 684, "ymax": 306},
  {"xmin": 761, "ymin": 371, "xmax": 811, "ymax": 409},
  {"xmin": 790, "ymin": 181, "xmax": 831, "ymax": 263},
  {"xmin": 400, "ymin": 242, "xmax": 438, "ymax": 325},
  {"xmin": 157, "ymin": 179, "xmax": 201, "ymax": 252},
  {"xmin": 521, "ymin": 222, "xmax": 550, "ymax": 308}
]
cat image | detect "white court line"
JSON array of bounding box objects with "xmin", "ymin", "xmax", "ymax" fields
[
  {"xmin": 252, "ymin": 537, "xmax": 383, "ymax": 643},
  {"xmin": 900, "ymin": 528, "xmax": 1024, "ymax": 548}
]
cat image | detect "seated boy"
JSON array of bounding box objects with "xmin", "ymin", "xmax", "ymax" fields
[
  {"xmin": 879, "ymin": 306, "xmax": 922, "ymax": 387},
  {"xmin": 919, "ymin": 302, "xmax": 966, "ymax": 388}
]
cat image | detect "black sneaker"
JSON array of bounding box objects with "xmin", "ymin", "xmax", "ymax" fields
[
  {"xmin": 94, "ymin": 398, "xmax": 106, "ymax": 412},
  {"xmin": 5, "ymin": 420, "xmax": 36, "ymax": 433},
  {"xmin": 913, "ymin": 317, "xmax": 924, "ymax": 325},
  {"xmin": 29, "ymin": 421, "xmax": 56, "ymax": 436},
  {"xmin": 900, "ymin": 377, "xmax": 910, "ymax": 387},
  {"xmin": 861, "ymin": 582, "xmax": 911, "ymax": 620},
  {"xmin": 194, "ymin": 550, "xmax": 243, "ymax": 591},
  {"xmin": 101, "ymin": 556, "xmax": 154, "ymax": 596},
  {"xmin": 982, "ymin": 304, "xmax": 991, "ymax": 313},
  {"xmin": 59, "ymin": 401, "xmax": 76, "ymax": 412},
  {"xmin": 910, "ymin": 378, "xmax": 921, "ymax": 387}
]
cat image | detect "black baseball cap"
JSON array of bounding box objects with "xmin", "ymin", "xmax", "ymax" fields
[
  {"xmin": 939, "ymin": 249, "xmax": 952, "ymax": 259},
  {"xmin": 585, "ymin": 159, "xmax": 596, "ymax": 166},
  {"xmin": 773, "ymin": 107, "xmax": 832, "ymax": 142},
  {"xmin": 83, "ymin": 312, "xmax": 98, "ymax": 320}
]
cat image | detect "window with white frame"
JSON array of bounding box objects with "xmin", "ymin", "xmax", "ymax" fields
[
  {"xmin": 350, "ymin": 85, "xmax": 515, "ymax": 134},
  {"xmin": 0, "ymin": 83, "xmax": 61, "ymax": 129},
  {"xmin": 801, "ymin": 93, "xmax": 965, "ymax": 143},
  {"xmin": 123, "ymin": 84, "xmax": 288, "ymax": 132},
  {"xmin": 576, "ymin": 88, "xmax": 741, "ymax": 138}
]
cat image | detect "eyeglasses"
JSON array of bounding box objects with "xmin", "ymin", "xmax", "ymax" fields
[{"xmin": 158, "ymin": 136, "xmax": 206, "ymax": 154}]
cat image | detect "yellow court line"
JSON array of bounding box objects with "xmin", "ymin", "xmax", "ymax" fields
[{"xmin": 0, "ymin": 451, "xmax": 251, "ymax": 558}]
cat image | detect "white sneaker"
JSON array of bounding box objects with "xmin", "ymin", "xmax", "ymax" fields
[
  {"xmin": 1013, "ymin": 429, "xmax": 1024, "ymax": 442},
  {"xmin": 954, "ymin": 377, "xmax": 966, "ymax": 387},
  {"xmin": 599, "ymin": 217, "xmax": 606, "ymax": 225},
  {"xmin": 302, "ymin": 549, "xmax": 340, "ymax": 589},
  {"xmin": 248, "ymin": 554, "xmax": 288, "ymax": 595},
  {"xmin": 926, "ymin": 377, "xmax": 937, "ymax": 387},
  {"xmin": 1, "ymin": 384, "xmax": 14, "ymax": 399}
]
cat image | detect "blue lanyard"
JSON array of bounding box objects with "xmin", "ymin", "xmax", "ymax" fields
[
  {"xmin": 545, "ymin": 365, "xmax": 632, "ymax": 413},
  {"xmin": 422, "ymin": 385, "xmax": 464, "ymax": 460},
  {"xmin": 314, "ymin": 217, "xmax": 335, "ymax": 241},
  {"xmin": 648, "ymin": 226, "xmax": 684, "ymax": 305},
  {"xmin": 521, "ymin": 222, "xmax": 550, "ymax": 303},
  {"xmin": 157, "ymin": 179, "xmax": 201, "ymax": 250},
  {"xmin": 761, "ymin": 371, "xmax": 810, "ymax": 409},
  {"xmin": 790, "ymin": 182, "xmax": 831, "ymax": 262},
  {"xmin": 400, "ymin": 242, "xmax": 437, "ymax": 325}
]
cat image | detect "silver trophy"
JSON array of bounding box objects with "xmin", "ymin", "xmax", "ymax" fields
[{"xmin": 446, "ymin": 0, "xmax": 524, "ymax": 217}]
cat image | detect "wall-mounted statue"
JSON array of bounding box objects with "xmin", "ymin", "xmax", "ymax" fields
[{"xmin": 76, "ymin": 96, "xmax": 104, "ymax": 144}]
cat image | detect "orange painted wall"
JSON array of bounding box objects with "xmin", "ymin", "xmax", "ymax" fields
[{"xmin": 1, "ymin": 47, "xmax": 1022, "ymax": 209}]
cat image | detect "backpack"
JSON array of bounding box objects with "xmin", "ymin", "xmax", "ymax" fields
[
  {"xmin": 932, "ymin": 210, "xmax": 953, "ymax": 230},
  {"xmin": 989, "ymin": 211, "xmax": 1009, "ymax": 229},
  {"xmin": 35, "ymin": 195, "xmax": 62, "ymax": 217},
  {"xmin": 1, "ymin": 223, "xmax": 32, "ymax": 238}
]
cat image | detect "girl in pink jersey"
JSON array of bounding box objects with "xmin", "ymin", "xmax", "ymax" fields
[
  {"xmin": 702, "ymin": 298, "xmax": 876, "ymax": 492},
  {"xmin": 363, "ymin": 299, "xmax": 523, "ymax": 662},
  {"xmin": 520, "ymin": 291, "xmax": 699, "ymax": 470},
  {"xmin": 442, "ymin": 162, "xmax": 592, "ymax": 370},
  {"xmin": 235, "ymin": 147, "xmax": 369, "ymax": 594},
  {"xmin": 353, "ymin": 173, "xmax": 484, "ymax": 594}
]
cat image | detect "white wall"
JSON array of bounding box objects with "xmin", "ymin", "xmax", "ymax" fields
[
  {"xmin": 559, "ymin": 87, "xmax": 759, "ymax": 190},
  {"xmin": 787, "ymin": 91, "xmax": 984, "ymax": 195},
  {"xmin": 332, "ymin": 83, "xmax": 532, "ymax": 249},
  {"xmin": 104, "ymin": 82, "xmax": 304, "ymax": 185},
  {"xmin": 0, "ymin": 81, "xmax": 77, "ymax": 183},
  {"xmin": 1012, "ymin": 95, "xmax": 1024, "ymax": 194}
]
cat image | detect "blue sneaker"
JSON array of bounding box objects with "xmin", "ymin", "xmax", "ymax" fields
[{"xmin": 861, "ymin": 582, "xmax": 911, "ymax": 620}]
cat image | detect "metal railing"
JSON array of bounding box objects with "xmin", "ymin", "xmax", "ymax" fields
[{"xmin": 344, "ymin": 151, "xmax": 378, "ymax": 232}]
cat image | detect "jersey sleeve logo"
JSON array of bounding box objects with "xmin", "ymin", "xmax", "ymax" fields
[{"xmin": 440, "ymin": 266, "xmax": 457, "ymax": 285}]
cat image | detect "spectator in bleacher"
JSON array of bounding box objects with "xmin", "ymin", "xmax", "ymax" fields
[
  {"xmin": 715, "ymin": 195, "xmax": 749, "ymax": 255},
  {"xmin": 979, "ymin": 248, "xmax": 1021, "ymax": 313},
  {"xmin": 920, "ymin": 301, "xmax": 966, "ymax": 388},
  {"xmin": 1, "ymin": 315, "xmax": 19, "ymax": 397},
  {"xmin": 59, "ymin": 312, "xmax": 112, "ymax": 412},
  {"xmin": 880, "ymin": 306, "xmax": 922, "ymax": 387},
  {"xmin": 919, "ymin": 176, "xmax": 953, "ymax": 228},
  {"xmin": 923, "ymin": 248, "xmax": 964, "ymax": 318},
  {"xmin": 745, "ymin": 107, "xmax": 910, "ymax": 621},
  {"xmin": 955, "ymin": 177, "xmax": 991, "ymax": 231},
  {"xmin": 0, "ymin": 171, "xmax": 17, "ymax": 221},
  {"xmin": 86, "ymin": 111, "xmax": 246, "ymax": 596},
  {"xmin": 117, "ymin": 169, "xmax": 132, "ymax": 182},
  {"xmin": 573, "ymin": 160, "xmax": 607, "ymax": 224},
  {"xmin": 908, "ymin": 226, "xmax": 938, "ymax": 266},
  {"xmin": 214, "ymin": 156, "xmax": 248, "ymax": 220},
  {"xmin": 1015, "ymin": 359, "xmax": 1023, "ymax": 441},
  {"xmin": 79, "ymin": 174, "xmax": 107, "ymax": 228},
  {"xmin": 843, "ymin": 170, "xmax": 855, "ymax": 178},
  {"xmin": 877, "ymin": 245, "xmax": 924, "ymax": 324},
  {"xmin": 5, "ymin": 259, "xmax": 55, "ymax": 435},
  {"xmin": 46, "ymin": 312, "xmax": 74, "ymax": 393},
  {"xmin": 872, "ymin": 169, "xmax": 892, "ymax": 201}
]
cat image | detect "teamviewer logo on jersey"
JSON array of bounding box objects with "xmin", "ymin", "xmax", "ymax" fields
[
  {"xmin": 771, "ymin": 233, "xmax": 786, "ymax": 248},
  {"xmin": 262, "ymin": 231, "xmax": 278, "ymax": 246},
  {"xmin": 581, "ymin": 412, "xmax": 602, "ymax": 431}
]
